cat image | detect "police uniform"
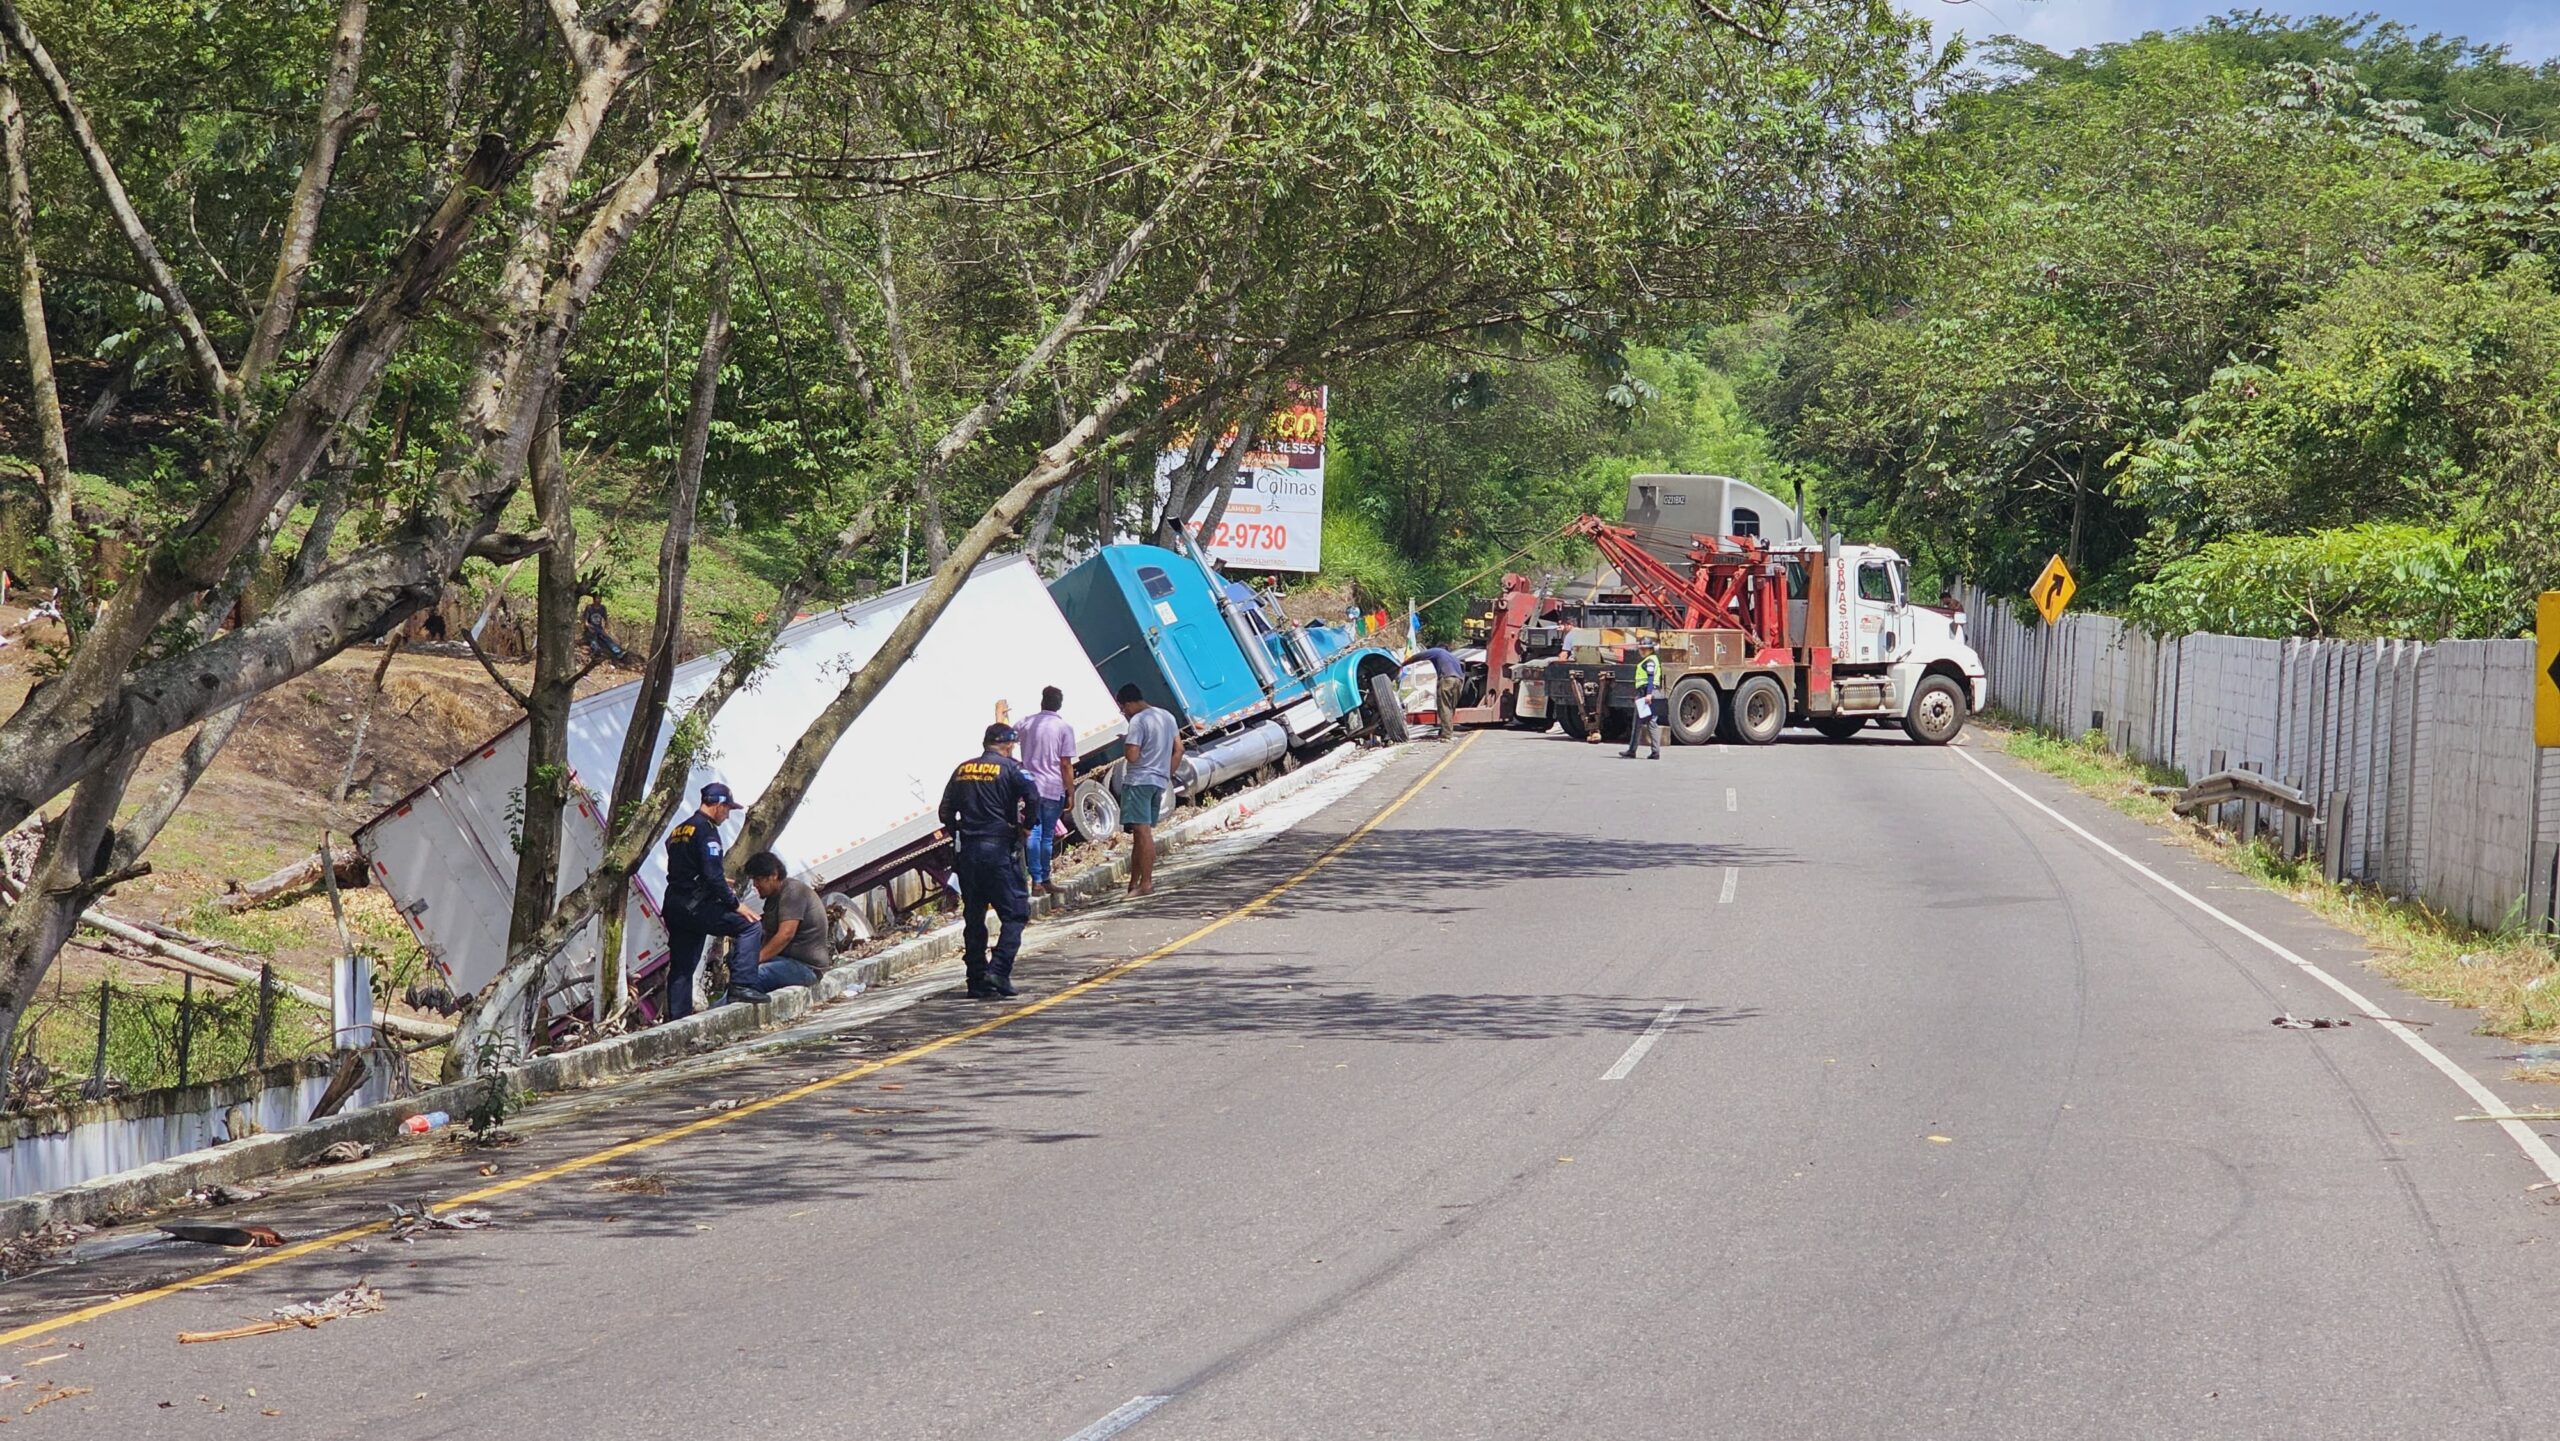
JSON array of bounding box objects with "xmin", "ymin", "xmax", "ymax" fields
[
  {"xmin": 939, "ymin": 731, "xmax": 1040, "ymax": 999},
  {"xmin": 661, "ymin": 789, "xmax": 761, "ymax": 1020}
]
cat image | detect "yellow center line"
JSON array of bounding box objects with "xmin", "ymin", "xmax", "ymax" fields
[{"xmin": 0, "ymin": 732, "xmax": 1478, "ymax": 1349}]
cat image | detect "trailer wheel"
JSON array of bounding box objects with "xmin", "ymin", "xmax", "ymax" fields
[
  {"xmin": 1903, "ymin": 675, "xmax": 1968, "ymax": 746},
  {"xmin": 1069, "ymin": 777, "xmax": 1120, "ymax": 844},
  {"xmin": 1558, "ymin": 705, "xmax": 1588, "ymax": 741},
  {"xmin": 1731, "ymin": 675, "xmax": 1786, "ymax": 745},
  {"xmin": 1667, "ymin": 677, "xmax": 1721, "ymax": 746},
  {"xmin": 1364, "ymin": 671, "xmax": 1411, "ymax": 744},
  {"xmin": 1809, "ymin": 716, "xmax": 1866, "ymax": 741}
]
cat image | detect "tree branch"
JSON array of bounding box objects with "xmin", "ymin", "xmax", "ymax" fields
[
  {"xmin": 0, "ymin": 0, "xmax": 231, "ymax": 404},
  {"xmin": 239, "ymin": 0, "xmax": 372, "ymax": 396},
  {"xmin": 1, "ymin": 81, "xmax": 81, "ymax": 636}
]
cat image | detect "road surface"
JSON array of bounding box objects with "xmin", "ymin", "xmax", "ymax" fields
[{"xmin": 6, "ymin": 726, "xmax": 2560, "ymax": 1438}]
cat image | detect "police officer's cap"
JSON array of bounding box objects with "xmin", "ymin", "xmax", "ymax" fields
[
  {"xmin": 983, "ymin": 722, "xmax": 1018, "ymax": 747},
  {"xmin": 700, "ymin": 781, "xmax": 740, "ymax": 806}
]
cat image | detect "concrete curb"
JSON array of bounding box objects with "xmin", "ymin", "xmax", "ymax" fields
[{"xmin": 0, "ymin": 741, "xmax": 1375, "ymax": 1239}]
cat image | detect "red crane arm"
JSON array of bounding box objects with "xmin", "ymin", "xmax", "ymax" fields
[{"xmin": 1567, "ymin": 515, "xmax": 1720, "ymax": 629}]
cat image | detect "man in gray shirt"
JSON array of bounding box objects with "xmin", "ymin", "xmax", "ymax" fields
[
  {"xmin": 731, "ymin": 852, "xmax": 832, "ymax": 1002},
  {"xmin": 1116, "ymin": 682, "xmax": 1182, "ymax": 896}
]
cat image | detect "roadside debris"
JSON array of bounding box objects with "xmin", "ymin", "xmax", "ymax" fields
[
  {"xmin": 385, "ymin": 1199, "xmax": 495, "ymax": 1242},
  {"xmin": 157, "ymin": 1221, "xmax": 285, "ymax": 1248},
  {"xmin": 2270, "ymin": 1014, "xmax": 2353, "ymax": 1029},
  {"xmin": 21, "ymin": 1383, "xmax": 91, "ymax": 1413},
  {"xmin": 317, "ymin": 1140, "xmax": 374, "ymax": 1164},
  {"xmin": 178, "ymin": 1282, "xmax": 385, "ymax": 1344},
  {"xmin": 590, "ymin": 1173, "xmax": 669, "ymax": 1196},
  {"xmin": 184, "ymin": 1183, "xmax": 266, "ymax": 1208},
  {"xmin": 0, "ymin": 1221, "xmax": 88, "ymax": 1278}
]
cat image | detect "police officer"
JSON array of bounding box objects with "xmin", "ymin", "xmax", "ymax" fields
[
  {"xmin": 1621, "ymin": 639, "xmax": 1664, "ymax": 760},
  {"xmin": 661, "ymin": 781, "xmax": 762, "ymax": 1020},
  {"xmin": 939, "ymin": 722, "xmax": 1040, "ymax": 1000}
]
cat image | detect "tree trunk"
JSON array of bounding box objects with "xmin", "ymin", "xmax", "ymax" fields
[
  {"xmin": 0, "ymin": 0, "xmax": 228, "ymax": 402},
  {"xmin": 731, "ymin": 336, "xmax": 1176, "ymax": 862},
  {"xmin": 1193, "ymin": 384, "xmax": 1276, "ymax": 546},
  {"xmin": 502, "ymin": 394, "xmax": 577, "ymax": 971},
  {"xmin": 874, "ymin": 205, "xmax": 947, "ymax": 569},
  {"xmin": 1, "ymin": 82, "xmax": 82, "ymax": 636},
  {"xmin": 2067, "ymin": 457, "xmax": 2088, "ymax": 574},
  {"xmin": 596, "ymin": 264, "xmax": 731, "ymax": 1022},
  {"xmin": 239, "ymin": 0, "xmax": 371, "ymax": 395}
]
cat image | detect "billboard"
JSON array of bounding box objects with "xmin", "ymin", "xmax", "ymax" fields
[{"xmin": 1158, "ymin": 384, "xmax": 1326, "ymax": 572}]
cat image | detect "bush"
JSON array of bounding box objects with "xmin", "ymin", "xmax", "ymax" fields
[{"xmin": 2123, "ymin": 522, "xmax": 2524, "ymax": 640}]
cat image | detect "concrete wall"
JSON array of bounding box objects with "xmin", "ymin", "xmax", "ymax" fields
[
  {"xmin": 1964, "ymin": 591, "xmax": 2558, "ymax": 933},
  {"xmin": 0, "ymin": 1056, "xmax": 392, "ymax": 1201}
]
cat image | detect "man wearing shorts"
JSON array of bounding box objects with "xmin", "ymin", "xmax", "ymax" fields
[{"xmin": 1116, "ymin": 682, "xmax": 1182, "ymax": 897}]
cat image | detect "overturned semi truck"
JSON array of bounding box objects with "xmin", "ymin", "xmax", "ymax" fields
[{"xmin": 356, "ymin": 541, "xmax": 1403, "ymax": 1024}]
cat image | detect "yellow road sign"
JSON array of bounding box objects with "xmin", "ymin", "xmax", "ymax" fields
[
  {"xmin": 2538, "ymin": 593, "xmax": 2560, "ymax": 748},
  {"xmin": 2031, "ymin": 554, "xmax": 2077, "ymax": 626}
]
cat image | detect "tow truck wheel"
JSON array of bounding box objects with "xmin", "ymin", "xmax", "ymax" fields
[
  {"xmin": 1731, "ymin": 675, "xmax": 1786, "ymax": 746},
  {"xmin": 1069, "ymin": 777, "xmax": 1120, "ymax": 844},
  {"xmin": 1809, "ymin": 716, "xmax": 1866, "ymax": 741},
  {"xmin": 1667, "ymin": 677, "xmax": 1721, "ymax": 746},
  {"xmin": 1903, "ymin": 675, "xmax": 1968, "ymax": 746},
  {"xmin": 1365, "ymin": 671, "xmax": 1412, "ymax": 743}
]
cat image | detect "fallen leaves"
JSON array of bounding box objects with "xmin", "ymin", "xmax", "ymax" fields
[
  {"xmin": 590, "ymin": 1174, "xmax": 670, "ymax": 1196},
  {"xmin": 317, "ymin": 1140, "xmax": 374, "ymax": 1164}
]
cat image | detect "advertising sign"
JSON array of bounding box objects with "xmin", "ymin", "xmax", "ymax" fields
[{"xmin": 1158, "ymin": 385, "xmax": 1326, "ymax": 572}]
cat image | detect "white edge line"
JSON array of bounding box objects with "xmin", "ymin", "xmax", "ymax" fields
[
  {"xmin": 1953, "ymin": 745, "xmax": 2560, "ymax": 1186},
  {"xmin": 1718, "ymin": 867, "xmax": 1739, "ymax": 905},
  {"xmin": 1064, "ymin": 1395, "xmax": 1174, "ymax": 1441},
  {"xmin": 1602, "ymin": 1003, "xmax": 1687, "ymax": 1081}
]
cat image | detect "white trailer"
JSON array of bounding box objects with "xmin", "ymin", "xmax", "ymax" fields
[{"xmin": 354, "ymin": 555, "xmax": 1122, "ymax": 1011}]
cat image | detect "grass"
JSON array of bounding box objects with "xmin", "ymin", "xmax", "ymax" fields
[
  {"xmin": 11, "ymin": 969, "xmax": 334, "ymax": 1104},
  {"xmin": 1984, "ymin": 719, "xmax": 2560, "ymax": 1052}
]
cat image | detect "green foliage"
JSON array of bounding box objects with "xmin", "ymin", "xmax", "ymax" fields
[
  {"xmin": 2122, "ymin": 523, "xmax": 2523, "ymax": 640},
  {"xmin": 1750, "ymin": 16, "xmax": 2560, "ymax": 630}
]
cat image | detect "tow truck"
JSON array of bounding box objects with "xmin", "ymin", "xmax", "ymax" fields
[{"xmin": 1543, "ymin": 516, "xmax": 1986, "ymax": 746}]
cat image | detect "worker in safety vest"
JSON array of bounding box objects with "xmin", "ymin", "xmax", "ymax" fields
[{"xmin": 1620, "ymin": 640, "xmax": 1664, "ymax": 760}]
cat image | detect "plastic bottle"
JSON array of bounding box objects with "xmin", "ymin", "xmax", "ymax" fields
[{"xmin": 402, "ymin": 1110, "xmax": 451, "ymax": 1134}]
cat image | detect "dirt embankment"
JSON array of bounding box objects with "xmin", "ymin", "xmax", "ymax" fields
[{"xmin": 3, "ymin": 602, "xmax": 555, "ymax": 996}]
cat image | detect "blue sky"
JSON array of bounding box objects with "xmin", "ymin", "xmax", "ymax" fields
[{"xmin": 1894, "ymin": 1, "xmax": 2560, "ymax": 62}]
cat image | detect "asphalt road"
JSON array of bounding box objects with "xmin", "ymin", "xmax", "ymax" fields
[{"xmin": 7, "ymin": 725, "xmax": 2560, "ymax": 1439}]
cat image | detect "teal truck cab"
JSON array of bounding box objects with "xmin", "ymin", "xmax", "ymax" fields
[{"xmin": 1048, "ymin": 535, "xmax": 1407, "ymax": 839}]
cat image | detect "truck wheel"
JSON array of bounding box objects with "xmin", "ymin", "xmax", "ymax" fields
[
  {"xmin": 1069, "ymin": 777, "xmax": 1120, "ymax": 844},
  {"xmin": 1731, "ymin": 675, "xmax": 1786, "ymax": 746},
  {"xmin": 1810, "ymin": 716, "xmax": 1866, "ymax": 741},
  {"xmin": 1365, "ymin": 671, "xmax": 1411, "ymax": 743},
  {"xmin": 1559, "ymin": 705, "xmax": 1588, "ymax": 741},
  {"xmin": 1667, "ymin": 677, "xmax": 1721, "ymax": 746},
  {"xmin": 1903, "ymin": 675, "xmax": 1968, "ymax": 746}
]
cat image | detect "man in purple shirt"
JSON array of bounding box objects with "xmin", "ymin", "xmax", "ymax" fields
[{"xmin": 1014, "ymin": 686, "xmax": 1079, "ymax": 896}]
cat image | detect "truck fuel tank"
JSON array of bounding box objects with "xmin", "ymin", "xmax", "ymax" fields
[{"xmin": 1174, "ymin": 719, "xmax": 1291, "ymax": 797}]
